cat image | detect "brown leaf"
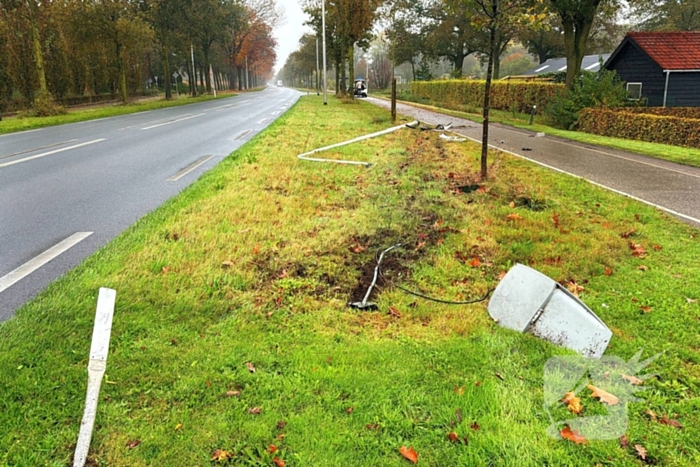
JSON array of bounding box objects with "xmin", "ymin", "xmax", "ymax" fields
[
  {"xmin": 388, "ymin": 306, "xmax": 402, "ymax": 318},
  {"xmin": 560, "ymin": 426, "xmax": 588, "ymax": 444},
  {"xmin": 246, "ymin": 362, "xmax": 256, "ymax": 373},
  {"xmin": 415, "ymin": 241, "xmax": 426, "ymax": 251},
  {"xmin": 645, "ymin": 409, "xmax": 658, "ymax": 421},
  {"xmin": 604, "ymin": 267, "xmax": 613, "ymax": 276},
  {"xmin": 620, "ymin": 434, "xmax": 629, "ymax": 448},
  {"xmin": 637, "ymin": 265, "xmax": 649, "ymax": 271},
  {"xmin": 448, "ymin": 432, "xmax": 460, "ymax": 443},
  {"xmin": 221, "ymin": 260, "xmax": 234, "ymax": 268},
  {"xmin": 640, "ymin": 306, "xmax": 653, "ymax": 313},
  {"xmin": 629, "ymin": 242, "xmax": 647, "ymax": 258},
  {"xmin": 175, "ymin": 423, "xmax": 183, "ymax": 431},
  {"xmin": 454, "ymin": 385, "xmax": 464, "ymax": 395},
  {"xmin": 277, "ymin": 433, "xmax": 286, "ymax": 441},
  {"xmin": 351, "ymin": 244, "xmax": 367, "ymax": 253},
  {"xmin": 269, "ymin": 444, "xmax": 278, "ymax": 453},
  {"xmin": 567, "ymin": 281, "xmax": 585, "ymax": 297},
  {"xmin": 496, "ymin": 271, "xmax": 507, "ymax": 281},
  {"xmin": 467, "ymin": 257, "xmax": 482, "ymax": 268},
  {"xmin": 475, "ymin": 381, "xmax": 482, "ymax": 386},
  {"xmin": 273, "ymin": 457, "xmax": 285, "ymax": 467},
  {"xmin": 455, "ymin": 408, "xmax": 462, "ymax": 423},
  {"xmin": 620, "ymin": 229, "xmax": 636, "ymax": 239},
  {"xmin": 552, "ymin": 212, "xmax": 560, "ymax": 228},
  {"xmin": 587, "ymin": 385, "xmax": 620, "ymax": 405},
  {"xmin": 470, "ymin": 421, "xmax": 480, "ymax": 431},
  {"xmin": 248, "ymin": 407, "xmax": 262, "ymax": 415},
  {"xmin": 509, "ymin": 201, "xmax": 515, "ymax": 208},
  {"xmin": 506, "ymin": 212, "xmax": 523, "ymax": 221},
  {"xmin": 211, "ymin": 449, "xmax": 232, "ymax": 461},
  {"xmin": 345, "ymin": 406, "xmax": 354, "ymax": 413},
  {"xmin": 161, "ymin": 266, "xmax": 171, "ymax": 274},
  {"xmin": 252, "ymin": 244, "xmax": 260, "ymax": 255},
  {"xmin": 225, "ymin": 390, "xmax": 240, "ymax": 397},
  {"xmin": 366, "ymin": 423, "xmax": 379, "ymax": 430},
  {"xmin": 687, "ymin": 298, "xmax": 698, "ymax": 304},
  {"xmin": 634, "ymin": 444, "xmax": 647, "ymax": 460},
  {"xmin": 494, "ymin": 372, "xmax": 504, "ymax": 381},
  {"xmin": 622, "ymin": 374, "xmax": 643, "ymax": 385},
  {"xmin": 659, "ymin": 415, "xmax": 683, "ymax": 429},
  {"xmin": 562, "ymin": 391, "xmax": 583, "ymax": 414},
  {"xmin": 276, "ymin": 420, "xmax": 287, "ymax": 430},
  {"xmin": 127, "ymin": 440, "xmax": 141, "ymax": 449},
  {"xmin": 399, "ymin": 446, "xmax": 418, "ymax": 464},
  {"xmin": 652, "ymin": 244, "xmax": 663, "ymax": 251}
]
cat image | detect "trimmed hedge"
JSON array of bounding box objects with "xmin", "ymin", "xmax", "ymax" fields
[
  {"xmin": 617, "ymin": 106, "xmax": 700, "ymax": 119},
  {"xmin": 411, "ymin": 80, "xmax": 565, "ymax": 114},
  {"xmin": 578, "ymin": 108, "xmax": 700, "ymax": 149}
]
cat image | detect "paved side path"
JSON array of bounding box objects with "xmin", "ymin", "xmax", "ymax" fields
[{"xmin": 367, "ymin": 97, "xmax": 700, "ymax": 227}]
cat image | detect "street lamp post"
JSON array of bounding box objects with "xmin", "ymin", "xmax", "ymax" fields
[{"xmin": 316, "ymin": 37, "xmax": 320, "ymax": 96}]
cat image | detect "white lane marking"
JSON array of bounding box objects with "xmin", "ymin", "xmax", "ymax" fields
[
  {"xmin": 235, "ymin": 129, "xmax": 252, "ymax": 140},
  {"xmin": 271, "ymin": 111, "xmax": 281, "ymax": 115},
  {"xmin": 0, "ymin": 232, "xmax": 93, "ymax": 294},
  {"xmin": 167, "ymin": 155, "xmax": 213, "ymax": 181},
  {"xmin": 211, "ymin": 104, "xmax": 234, "ymax": 111},
  {"xmin": 453, "ymin": 131, "xmax": 700, "ymax": 225},
  {"xmin": 141, "ymin": 113, "xmax": 205, "ymax": 130},
  {"xmin": 258, "ymin": 118, "xmax": 269, "ymax": 125},
  {"xmin": 0, "ymin": 140, "xmax": 78, "ymax": 161},
  {"xmin": 547, "ymin": 138, "xmax": 700, "ymax": 180},
  {"xmin": 0, "ymin": 139, "xmax": 106, "ymax": 169},
  {"xmin": 119, "ymin": 114, "xmax": 192, "ymax": 130},
  {"xmin": 0, "ymin": 128, "xmax": 43, "ymax": 139}
]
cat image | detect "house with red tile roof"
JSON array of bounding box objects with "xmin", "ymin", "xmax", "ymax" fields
[{"xmin": 604, "ymin": 31, "xmax": 700, "ymax": 107}]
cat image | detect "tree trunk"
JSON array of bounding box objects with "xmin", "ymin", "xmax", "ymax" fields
[
  {"xmin": 348, "ymin": 44, "xmax": 355, "ymax": 94},
  {"xmin": 481, "ymin": 17, "xmax": 498, "ymax": 180},
  {"xmin": 562, "ymin": 17, "xmax": 594, "ymax": 89},
  {"xmin": 335, "ymin": 61, "xmax": 340, "ymax": 94},
  {"xmin": 162, "ymin": 44, "xmax": 172, "ymax": 100},
  {"xmin": 203, "ymin": 48, "xmax": 211, "ymax": 93},
  {"xmin": 28, "ymin": 2, "xmax": 48, "ymax": 97}
]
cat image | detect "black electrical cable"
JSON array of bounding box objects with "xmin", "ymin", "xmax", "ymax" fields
[{"xmin": 372, "ymin": 243, "xmax": 494, "ymax": 306}]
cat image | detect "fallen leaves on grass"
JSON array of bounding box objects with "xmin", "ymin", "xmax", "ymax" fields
[
  {"xmin": 467, "ymin": 257, "xmax": 482, "ymax": 268},
  {"xmin": 659, "ymin": 415, "xmax": 683, "ymax": 429},
  {"xmin": 221, "ymin": 260, "xmax": 234, "ymax": 268},
  {"xmin": 637, "ymin": 265, "xmax": 649, "ymax": 271},
  {"xmin": 273, "ymin": 457, "xmax": 285, "ymax": 467},
  {"xmin": 454, "ymin": 385, "xmax": 464, "ymax": 395},
  {"xmin": 634, "ymin": 444, "xmax": 647, "ymax": 460},
  {"xmin": 567, "ymin": 280, "xmax": 585, "ymax": 296},
  {"xmin": 620, "ymin": 229, "xmax": 636, "ymax": 239},
  {"xmin": 604, "ymin": 267, "xmax": 613, "ymax": 276},
  {"xmin": 652, "ymin": 244, "xmax": 663, "ymax": 251},
  {"xmin": 552, "ymin": 212, "xmax": 560, "ymax": 229},
  {"xmin": 252, "ymin": 244, "xmax": 260, "ymax": 255},
  {"xmin": 345, "ymin": 406, "xmax": 354, "ymax": 413},
  {"xmin": 622, "ymin": 374, "xmax": 643, "ymax": 385},
  {"xmin": 470, "ymin": 421, "xmax": 480, "ymax": 431},
  {"xmin": 276, "ymin": 420, "xmax": 286, "ymax": 430},
  {"xmin": 350, "ymin": 244, "xmax": 367, "ymax": 254},
  {"xmin": 620, "ymin": 435, "xmax": 629, "ymax": 448},
  {"xmin": 269, "ymin": 445, "xmax": 278, "ymax": 453},
  {"xmin": 640, "ymin": 306, "xmax": 653, "ymax": 314},
  {"xmin": 248, "ymin": 407, "xmax": 262, "ymax": 415},
  {"xmin": 587, "ymin": 385, "xmax": 619, "ymax": 405},
  {"xmin": 687, "ymin": 298, "xmax": 698, "ymax": 304},
  {"xmin": 562, "ymin": 391, "xmax": 583, "ymax": 414},
  {"xmin": 506, "ymin": 213, "xmax": 523, "ymax": 221},
  {"xmin": 246, "ymin": 362, "xmax": 256, "ymax": 373},
  {"xmin": 448, "ymin": 432, "xmax": 460, "ymax": 443},
  {"xmin": 174, "ymin": 423, "xmax": 183, "ymax": 431},
  {"xmin": 494, "ymin": 372, "xmax": 504, "ymax": 381},
  {"xmin": 211, "ymin": 449, "xmax": 232, "ymax": 461},
  {"xmin": 629, "ymin": 242, "xmax": 647, "ymax": 258},
  {"xmin": 388, "ymin": 306, "xmax": 402, "ymax": 318},
  {"xmin": 366, "ymin": 423, "xmax": 379, "ymax": 430},
  {"xmin": 560, "ymin": 426, "xmax": 587, "ymax": 444},
  {"xmin": 399, "ymin": 446, "xmax": 418, "ymax": 464},
  {"xmin": 127, "ymin": 440, "xmax": 141, "ymax": 449},
  {"xmin": 645, "ymin": 409, "xmax": 657, "ymax": 421},
  {"xmin": 225, "ymin": 390, "xmax": 241, "ymax": 397}
]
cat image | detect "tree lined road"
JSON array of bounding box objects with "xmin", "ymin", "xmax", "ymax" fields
[{"xmin": 0, "ymin": 87, "xmax": 299, "ymax": 321}]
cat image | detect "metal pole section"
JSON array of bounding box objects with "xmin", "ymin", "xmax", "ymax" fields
[
  {"xmin": 73, "ymin": 288, "xmax": 117, "ymax": 467},
  {"xmin": 663, "ymin": 70, "xmax": 670, "ymax": 107},
  {"xmin": 322, "ymin": 0, "xmax": 327, "ymax": 105},
  {"xmin": 245, "ymin": 56, "xmax": 249, "ymax": 89},
  {"xmin": 391, "ymin": 78, "xmax": 397, "ymax": 123},
  {"xmin": 316, "ymin": 38, "xmax": 320, "ymax": 95},
  {"xmin": 190, "ymin": 43, "xmax": 196, "ymax": 96}
]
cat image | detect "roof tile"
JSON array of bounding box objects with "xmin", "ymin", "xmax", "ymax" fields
[{"xmin": 628, "ymin": 31, "xmax": 700, "ymax": 70}]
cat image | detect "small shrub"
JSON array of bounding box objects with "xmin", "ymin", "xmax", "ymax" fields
[
  {"xmin": 544, "ymin": 68, "xmax": 629, "ymax": 130},
  {"xmin": 30, "ymin": 91, "xmax": 66, "ymax": 117}
]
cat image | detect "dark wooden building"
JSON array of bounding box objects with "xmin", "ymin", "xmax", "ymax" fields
[{"xmin": 604, "ymin": 32, "xmax": 700, "ymax": 107}]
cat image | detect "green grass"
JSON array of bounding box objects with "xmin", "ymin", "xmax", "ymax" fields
[
  {"xmin": 0, "ymin": 92, "xmax": 237, "ymax": 135},
  {"xmin": 377, "ymin": 93, "xmax": 700, "ymax": 168},
  {"xmin": 0, "ymin": 95, "xmax": 699, "ymax": 466}
]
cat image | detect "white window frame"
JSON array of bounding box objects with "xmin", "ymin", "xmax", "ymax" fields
[{"xmin": 627, "ymin": 82, "xmax": 643, "ymax": 100}]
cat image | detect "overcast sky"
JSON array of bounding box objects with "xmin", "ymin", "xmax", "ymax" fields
[{"xmin": 273, "ymin": 0, "xmax": 313, "ymax": 74}]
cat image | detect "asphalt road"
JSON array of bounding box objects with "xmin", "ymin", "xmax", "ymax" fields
[
  {"xmin": 0, "ymin": 86, "xmax": 300, "ymax": 321},
  {"xmin": 367, "ymin": 97, "xmax": 700, "ymax": 228}
]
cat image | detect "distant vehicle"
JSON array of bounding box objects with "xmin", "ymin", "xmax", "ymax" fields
[
  {"xmin": 353, "ymin": 78, "xmax": 367, "ymax": 98},
  {"xmin": 277, "ymin": 80, "xmax": 283, "ymax": 87}
]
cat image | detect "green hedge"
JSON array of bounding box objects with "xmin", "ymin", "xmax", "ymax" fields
[
  {"xmin": 410, "ymin": 80, "xmax": 565, "ymax": 114},
  {"xmin": 618, "ymin": 106, "xmax": 700, "ymax": 119},
  {"xmin": 578, "ymin": 108, "xmax": 700, "ymax": 149}
]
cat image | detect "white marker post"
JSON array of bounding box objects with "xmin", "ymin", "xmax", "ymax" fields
[{"xmin": 73, "ymin": 288, "xmax": 117, "ymax": 467}]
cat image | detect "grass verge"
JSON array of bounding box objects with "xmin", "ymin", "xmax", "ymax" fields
[
  {"xmin": 376, "ymin": 93, "xmax": 700, "ymax": 169},
  {"xmin": 0, "ymin": 95, "xmax": 698, "ymax": 466},
  {"xmin": 0, "ymin": 92, "xmax": 236, "ymax": 136}
]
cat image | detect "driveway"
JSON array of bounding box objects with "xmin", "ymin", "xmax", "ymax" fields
[{"xmin": 367, "ymin": 97, "xmax": 700, "ymax": 228}]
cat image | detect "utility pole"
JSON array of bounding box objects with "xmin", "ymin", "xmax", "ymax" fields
[
  {"xmin": 316, "ymin": 37, "xmax": 320, "ymax": 96},
  {"xmin": 322, "ymin": 0, "xmax": 327, "ymax": 105}
]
